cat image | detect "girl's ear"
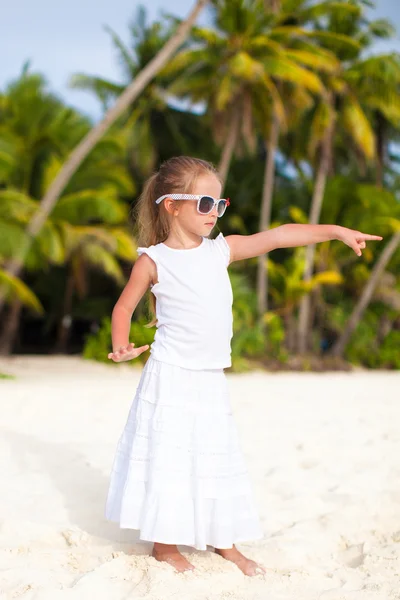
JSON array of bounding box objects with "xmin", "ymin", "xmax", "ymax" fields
[
  {"xmin": 163, "ymin": 197, "xmax": 173, "ymax": 214},
  {"xmin": 164, "ymin": 198, "xmax": 179, "ymax": 216}
]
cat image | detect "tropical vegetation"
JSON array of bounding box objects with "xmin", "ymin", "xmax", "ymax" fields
[{"xmin": 0, "ymin": 0, "xmax": 399, "ymax": 372}]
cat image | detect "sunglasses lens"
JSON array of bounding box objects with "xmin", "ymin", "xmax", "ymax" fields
[
  {"xmin": 217, "ymin": 200, "xmax": 227, "ymax": 216},
  {"xmin": 198, "ymin": 196, "xmax": 214, "ymax": 214}
]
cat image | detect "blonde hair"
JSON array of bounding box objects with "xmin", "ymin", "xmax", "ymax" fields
[{"xmin": 131, "ymin": 156, "xmax": 221, "ymax": 327}]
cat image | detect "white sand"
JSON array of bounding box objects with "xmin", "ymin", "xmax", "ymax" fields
[{"xmin": 0, "ymin": 356, "xmax": 399, "ymax": 600}]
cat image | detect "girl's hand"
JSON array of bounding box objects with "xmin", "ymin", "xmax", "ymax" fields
[
  {"xmin": 338, "ymin": 227, "xmax": 383, "ymax": 256},
  {"xmin": 108, "ymin": 342, "xmax": 149, "ymax": 362}
]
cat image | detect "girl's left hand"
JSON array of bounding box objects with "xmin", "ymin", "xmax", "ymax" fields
[{"xmin": 338, "ymin": 227, "xmax": 383, "ymax": 256}]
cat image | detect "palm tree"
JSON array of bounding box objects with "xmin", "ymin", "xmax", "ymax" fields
[
  {"xmin": 256, "ymin": 0, "xmax": 368, "ymax": 318},
  {"xmin": 0, "ymin": 73, "xmax": 136, "ymax": 353},
  {"xmin": 0, "ymin": 72, "xmax": 75, "ymax": 348},
  {"xmin": 167, "ymin": 0, "xmax": 347, "ymax": 324},
  {"xmin": 330, "ymin": 185, "xmax": 400, "ymax": 356},
  {"xmin": 69, "ymin": 6, "xmax": 199, "ymax": 180},
  {"xmin": 0, "ymin": 0, "xmax": 209, "ymax": 313},
  {"xmin": 168, "ymin": 0, "xmax": 331, "ymax": 188},
  {"xmin": 0, "ymin": 183, "xmax": 135, "ymax": 353},
  {"xmin": 344, "ymin": 54, "xmax": 400, "ymax": 188},
  {"xmin": 255, "ymin": 42, "xmax": 343, "ymax": 315},
  {"xmin": 296, "ymin": 4, "xmax": 396, "ymax": 353}
]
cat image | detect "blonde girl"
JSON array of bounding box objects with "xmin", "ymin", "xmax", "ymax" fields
[{"xmin": 105, "ymin": 156, "xmax": 382, "ymax": 575}]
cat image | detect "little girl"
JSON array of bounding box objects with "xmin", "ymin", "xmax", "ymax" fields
[{"xmin": 105, "ymin": 156, "xmax": 382, "ymax": 576}]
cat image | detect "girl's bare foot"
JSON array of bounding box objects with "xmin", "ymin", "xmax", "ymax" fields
[
  {"xmin": 152, "ymin": 543, "xmax": 195, "ymax": 573},
  {"xmin": 215, "ymin": 545, "xmax": 266, "ymax": 577}
]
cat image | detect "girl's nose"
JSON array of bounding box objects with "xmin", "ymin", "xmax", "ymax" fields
[{"xmin": 210, "ymin": 205, "xmax": 219, "ymax": 217}]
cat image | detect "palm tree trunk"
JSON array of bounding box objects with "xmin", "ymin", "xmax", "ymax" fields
[
  {"xmin": 297, "ymin": 121, "xmax": 334, "ymax": 354},
  {"xmin": 218, "ymin": 109, "xmax": 241, "ymax": 190},
  {"xmin": 331, "ymin": 231, "xmax": 400, "ymax": 357},
  {"xmin": 0, "ymin": 0, "xmax": 208, "ymax": 313},
  {"xmin": 0, "ymin": 298, "xmax": 23, "ymax": 355},
  {"xmin": 257, "ymin": 116, "xmax": 280, "ymax": 318},
  {"xmin": 375, "ymin": 112, "xmax": 386, "ymax": 188}
]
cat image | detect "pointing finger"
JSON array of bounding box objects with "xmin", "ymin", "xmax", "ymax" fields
[{"xmin": 359, "ymin": 234, "xmax": 383, "ymax": 241}]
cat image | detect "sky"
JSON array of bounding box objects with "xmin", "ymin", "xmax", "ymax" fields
[{"xmin": 2, "ymin": 0, "xmax": 399, "ymax": 120}]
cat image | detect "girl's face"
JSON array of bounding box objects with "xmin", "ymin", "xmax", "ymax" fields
[{"xmin": 169, "ymin": 173, "xmax": 223, "ymax": 236}]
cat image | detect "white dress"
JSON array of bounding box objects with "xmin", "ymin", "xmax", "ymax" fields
[{"xmin": 105, "ymin": 233, "xmax": 263, "ymax": 550}]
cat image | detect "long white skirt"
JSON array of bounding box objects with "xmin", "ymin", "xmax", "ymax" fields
[{"xmin": 105, "ymin": 356, "xmax": 263, "ymax": 551}]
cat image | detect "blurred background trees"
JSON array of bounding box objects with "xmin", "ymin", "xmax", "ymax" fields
[{"xmin": 1, "ymin": 0, "xmax": 399, "ymax": 371}]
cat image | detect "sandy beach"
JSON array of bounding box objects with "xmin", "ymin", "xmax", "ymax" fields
[{"xmin": 0, "ymin": 355, "xmax": 399, "ymax": 600}]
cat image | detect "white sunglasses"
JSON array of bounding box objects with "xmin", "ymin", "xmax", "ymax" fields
[{"xmin": 155, "ymin": 194, "xmax": 230, "ymax": 217}]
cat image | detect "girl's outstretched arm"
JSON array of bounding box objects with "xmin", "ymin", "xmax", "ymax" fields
[{"xmin": 226, "ymin": 224, "xmax": 383, "ymax": 263}]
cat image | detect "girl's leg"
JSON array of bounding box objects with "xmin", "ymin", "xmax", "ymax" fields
[
  {"xmin": 215, "ymin": 545, "xmax": 266, "ymax": 577},
  {"xmin": 152, "ymin": 542, "xmax": 196, "ymax": 573}
]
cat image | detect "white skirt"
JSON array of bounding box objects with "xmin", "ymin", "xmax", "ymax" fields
[{"xmin": 105, "ymin": 356, "xmax": 263, "ymax": 551}]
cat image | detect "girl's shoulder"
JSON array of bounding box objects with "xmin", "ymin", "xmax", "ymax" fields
[
  {"xmin": 210, "ymin": 232, "xmax": 231, "ymax": 267},
  {"xmin": 137, "ymin": 244, "xmax": 157, "ymax": 260},
  {"xmin": 136, "ymin": 245, "xmax": 159, "ymax": 287}
]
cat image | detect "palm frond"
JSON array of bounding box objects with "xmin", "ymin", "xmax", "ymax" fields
[
  {"xmin": 53, "ymin": 191, "xmax": 127, "ymax": 225},
  {"xmin": 0, "ymin": 220, "xmax": 30, "ymax": 259},
  {"xmin": 340, "ymin": 94, "xmax": 375, "ymax": 161},
  {"xmin": 285, "ymin": 48, "xmax": 340, "ymax": 73},
  {"xmin": 305, "ymin": 30, "xmax": 361, "ymax": 51},
  {"xmin": 228, "ymin": 52, "xmax": 265, "ymax": 82},
  {"xmin": 296, "ymin": 1, "xmax": 361, "ymax": 22},
  {"xmin": 263, "ymin": 56, "xmax": 324, "ymax": 93},
  {"xmin": 104, "ymin": 24, "xmax": 138, "ymax": 79},
  {"xmin": 308, "ymin": 100, "xmax": 335, "ymax": 157},
  {"xmin": 60, "ymin": 223, "xmax": 118, "ymax": 256},
  {"xmin": 82, "ymin": 243, "xmax": 125, "ymax": 285},
  {"xmin": 68, "ymin": 74, "xmax": 125, "ymax": 101},
  {"xmin": 34, "ymin": 221, "xmax": 65, "ymax": 265},
  {"xmin": 0, "ymin": 189, "xmax": 36, "ymax": 222},
  {"xmin": 111, "ymin": 229, "xmax": 137, "ymax": 261},
  {"xmin": 0, "ymin": 269, "xmax": 43, "ymax": 313}
]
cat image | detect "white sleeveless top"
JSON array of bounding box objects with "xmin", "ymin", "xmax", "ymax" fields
[{"xmin": 137, "ymin": 233, "xmax": 233, "ymax": 370}]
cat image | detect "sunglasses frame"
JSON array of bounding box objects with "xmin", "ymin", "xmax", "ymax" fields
[{"xmin": 154, "ymin": 194, "xmax": 230, "ymax": 217}]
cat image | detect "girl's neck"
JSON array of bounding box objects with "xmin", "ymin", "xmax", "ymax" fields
[{"xmin": 162, "ymin": 230, "xmax": 204, "ymax": 250}]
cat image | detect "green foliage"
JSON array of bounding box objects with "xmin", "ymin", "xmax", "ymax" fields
[
  {"xmin": 263, "ymin": 312, "xmax": 289, "ymax": 363},
  {"xmin": 230, "ymin": 271, "xmax": 265, "ymax": 355},
  {"xmin": 82, "ymin": 316, "xmax": 155, "ymax": 366},
  {"xmin": 0, "ymin": 268, "xmax": 43, "ymax": 313},
  {"xmin": 83, "ymin": 273, "xmax": 289, "ymax": 373},
  {"xmin": 346, "ymin": 319, "xmax": 400, "ymax": 369},
  {"xmin": 329, "ymin": 303, "xmax": 400, "ymax": 369},
  {"xmin": 378, "ymin": 330, "xmax": 400, "ymax": 369},
  {"xmin": 1, "ymin": 0, "xmax": 400, "ymax": 370},
  {"xmin": 229, "ymin": 271, "xmax": 287, "ymax": 371}
]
